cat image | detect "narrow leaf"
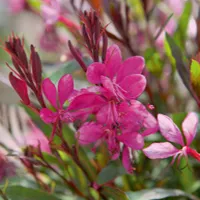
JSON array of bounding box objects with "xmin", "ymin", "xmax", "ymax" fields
[
  {"xmin": 4, "ymin": 186, "xmax": 61, "ymax": 200},
  {"xmin": 126, "ymin": 188, "xmax": 200, "ymax": 200},
  {"xmin": 101, "ymin": 186, "xmax": 129, "ymax": 200},
  {"xmin": 154, "ymin": 13, "xmax": 173, "ymax": 41}
]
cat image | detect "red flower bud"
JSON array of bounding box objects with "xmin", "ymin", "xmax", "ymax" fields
[
  {"xmin": 30, "ymin": 45, "xmax": 42, "ymax": 86},
  {"xmin": 9, "ymin": 72, "xmax": 30, "ymax": 105}
]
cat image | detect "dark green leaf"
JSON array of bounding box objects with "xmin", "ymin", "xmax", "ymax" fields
[
  {"xmin": 165, "ymin": 34, "xmax": 195, "ymax": 98},
  {"xmin": 4, "ymin": 186, "xmax": 61, "ymax": 200},
  {"xmin": 96, "ymin": 161, "xmax": 126, "ymax": 185},
  {"xmin": 126, "ymin": 188, "xmax": 200, "ymax": 200}
]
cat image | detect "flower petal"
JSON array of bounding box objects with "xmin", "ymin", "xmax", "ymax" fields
[
  {"xmin": 119, "ymin": 74, "xmax": 146, "ymax": 99},
  {"xmin": 122, "ymin": 146, "xmax": 134, "ymax": 173},
  {"xmin": 158, "ymin": 114, "xmax": 184, "ymax": 146},
  {"xmin": 25, "ymin": 126, "xmax": 51, "ymax": 153},
  {"xmin": 58, "ymin": 74, "xmax": 74, "ymax": 107},
  {"xmin": 182, "ymin": 112, "xmax": 198, "ymax": 146},
  {"xmin": 86, "ymin": 63, "xmax": 106, "ymax": 84},
  {"xmin": 77, "ymin": 122, "xmax": 104, "ymax": 145},
  {"xmin": 40, "ymin": 108, "xmax": 58, "ymax": 124},
  {"xmin": 117, "ymin": 56, "xmax": 145, "ymax": 82},
  {"xmin": 117, "ymin": 132, "xmax": 144, "ymax": 150},
  {"xmin": 42, "ymin": 78, "xmax": 57, "ymax": 108},
  {"xmin": 101, "ymin": 76, "xmax": 116, "ymax": 96},
  {"xmin": 128, "ymin": 100, "xmax": 158, "ymax": 136},
  {"xmin": 143, "ymin": 142, "xmax": 179, "ymax": 159},
  {"xmin": 68, "ymin": 93, "xmax": 105, "ymax": 111},
  {"xmin": 97, "ymin": 101, "xmax": 118, "ymax": 125},
  {"xmin": 105, "ymin": 45, "xmax": 122, "ymax": 79}
]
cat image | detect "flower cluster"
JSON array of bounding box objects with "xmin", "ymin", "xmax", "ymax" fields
[{"xmin": 39, "ymin": 44, "xmax": 158, "ymax": 173}]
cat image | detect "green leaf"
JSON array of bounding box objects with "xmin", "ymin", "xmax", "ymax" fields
[
  {"xmin": 49, "ymin": 58, "xmax": 92, "ymax": 84},
  {"xmin": 171, "ymin": 112, "xmax": 187, "ymax": 131},
  {"xmin": 165, "ymin": 33, "xmax": 194, "ymax": 97},
  {"xmin": 96, "ymin": 161, "xmax": 126, "ymax": 185},
  {"xmin": 144, "ymin": 48, "xmax": 164, "ymax": 77},
  {"xmin": 190, "ymin": 59, "xmax": 200, "ymax": 97},
  {"xmin": 101, "ymin": 186, "xmax": 129, "ymax": 200},
  {"xmin": 126, "ymin": 188, "xmax": 200, "ymax": 200},
  {"xmin": 127, "ymin": 0, "xmax": 145, "ymax": 19},
  {"xmin": 4, "ymin": 186, "xmax": 61, "ymax": 200},
  {"xmin": 27, "ymin": 0, "xmax": 42, "ymax": 11},
  {"xmin": 174, "ymin": 1, "xmax": 192, "ymax": 49},
  {"xmin": 164, "ymin": 35, "xmax": 176, "ymax": 72}
]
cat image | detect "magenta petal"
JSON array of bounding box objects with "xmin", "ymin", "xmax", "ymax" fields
[
  {"xmin": 122, "ymin": 146, "xmax": 133, "ymax": 173},
  {"xmin": 97, "ymin": 101, "xmax": 118, "ymax": 125},
  {"xmin": 101, "ymin": 76, "xmax": 115, "ymax": 95},
  {"xmin": 129, "ymin": 100, "xmax": 158, "ymax": 136},
  {"xmin": 42, "ymin": 78, "xmax": 57, "ymax": 108},
  {"xmin": 119, "ymin": 74, "xmax": 146, "ymax": 99},
  {"xmin": 77, "ymin": 122, "xmax": 104, "ymax": 145},
  {"xmin": 117, "ymin": 56, "xmax": 145, "ymax": 82},
  {"xmin": 68, "ymin": 93, "xmax": 105, "ymax": 111},
  {"xmin": 105, "ymin": 45, "xmax": 122, "ymax": 79},
  {"xmin": 158, "ymin": 114, "xmax": 184, "ymax": 146},
  {"xmin": 117, "ymin": 132, "xmax": 144, "ymax": 150},
  {"xmin": 40, "ymin": 108, "xmax": 58, "ymax": 124},
  {"xmin": 143, "ymin": 142, "xmax": 179, "ymax": 159},
  {"xmin": 58, "ymin": 74, "xmax": 74, "ymax": 107},
  {"xmin": 86, "ymin": 63, "xmax": 106, "ymax": 84},
  {"xmin": 182, "ymin": 112, "xmax": 198, "ymax": 146}
]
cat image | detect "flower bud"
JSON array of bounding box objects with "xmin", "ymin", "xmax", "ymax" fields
[{"xmin": 9, "ymin": 72, "xmax": 30, "ymax": 105}]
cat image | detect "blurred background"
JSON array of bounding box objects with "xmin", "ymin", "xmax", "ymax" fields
[{"xmin": 1, "ymin": 1, "xmax": 200, "ymax": 199}]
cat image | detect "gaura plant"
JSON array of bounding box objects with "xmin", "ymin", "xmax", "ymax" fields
[{"xmin": 1, "ymin": 0, "xmax": 200, "ymax": 200}]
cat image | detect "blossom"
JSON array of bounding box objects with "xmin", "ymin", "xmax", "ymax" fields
[
  {"xmin": 118, "ymin": 100, "xmax": 158, "ymax": 136},
  {"xmin": 24, "ymin": 124, "xmax": 51, "ymax": 153},
  {"xmin": 41, "ymin": 0, "xmax": 80, "ymax": 30},
  {"xmin": 76, "ymin": 122, "xmax": 142, "ymax": 173},
  {"xmin": 0, "ymin": 152, "xmax": 15, "ymax": 182},
  {"xmin": 76, "ymin": 100, "xmax": 158, "ymax": 173},
  {"xmin": 143, "ymin": 112, "xmax": 200, "ymax": 163},
  {"xmin": 86, "ymin": 45, "xmax": 146, "ymax": 101},
  {"xmin": 39, "ymin": 26, "xmax": 62, "ymax": 52},
  {"xmin": 40, "ymin": 74, "xmax": 74, "ymax": 124},
  {"xmin": 8, "ymin": 0, "xmax": 25, "ymax": 14},
  {"xmin": 41, "ymin": 0, "xmax": 61, "ymax": 25}
]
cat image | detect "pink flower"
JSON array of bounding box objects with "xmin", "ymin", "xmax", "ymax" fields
[
  {"xmin": 143, "ymin": 112, "xmax": 200, "ymax": 163},
  {"xmin": 41, "ymin": 0, "xmax": 80, "ymax": 30},
  {"xmin": 86, "ymin": 45, "xmax": 146, "ymax": 101},
  {"xmin": 67, "ymin": 92, "xmax": 106, "ymax": 121},
  {"xmin": 41, "ymin": 0, "xmax": 61, "ymax": 25},
  {"xmin": 40, "ymin": 74, "xmax": 74, "ymax": 124},
  {"xmin": 76, "ymin": 100, "xmax": 158, "ymax": 173},
  {"xmin": 25, "ymin": 124, "xmax": 51, "ymax": 153},
  {"xmin": 0, "ymin": 152, "xmax": 15, "ymax": 182},
  {"xmin": 8, "ymin": 0, "xmax": 25, "ymax": 14},
  {"xmin": 40, "ymin": 26, "xmax": 62, "ymax": 52},
  {"xmin": 77, "ymin": 122, "xmax": 143, "ymax": 173}
]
